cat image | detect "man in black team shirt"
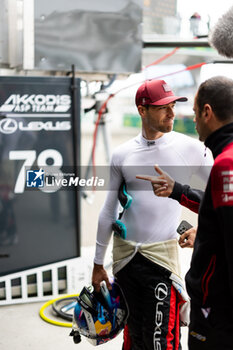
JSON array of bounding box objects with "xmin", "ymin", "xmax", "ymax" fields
[{"xmin": 137, "ymin": 76, "xmax": 233, "ymax": 349}]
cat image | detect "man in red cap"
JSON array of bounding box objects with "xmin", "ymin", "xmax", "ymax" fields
[
  {"xmin": 135, "ymin": 79, "xmax": 188, "ymax": 135},
  {"xmin": 92, "ymin": 79, "xmax": 213, "ymax": 349}
]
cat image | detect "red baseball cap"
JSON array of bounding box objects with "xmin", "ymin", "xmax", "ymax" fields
[{"xmin": 135, "ymin": 79, "xmax": 188, "ymax": 107}]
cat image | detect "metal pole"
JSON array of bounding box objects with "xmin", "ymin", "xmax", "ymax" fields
[
  {"xmin": 143, "ymin": 40, "xmax": 210, "ymax": 48},
  {"xmin": 70, "ymin": 64, "xmax": 81, "ymax": 257}
]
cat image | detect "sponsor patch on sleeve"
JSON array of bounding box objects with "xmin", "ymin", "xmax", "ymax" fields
[{"xmin": 211, "ymin": 167, "xmax": 233, "ymax": 208}]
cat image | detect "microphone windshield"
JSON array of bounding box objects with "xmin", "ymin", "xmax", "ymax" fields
[{"xmin": 209, "ymin": 6, "xmax": 233, "ymax": 58}]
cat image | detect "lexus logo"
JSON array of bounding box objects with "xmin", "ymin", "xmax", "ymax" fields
[
  {"xmin": 0, "ymin": 118, "xmax": 17, "ymax": 134},
  {"xmin": 154, "ymin": 283, "xmax": 168, "ymax": 301}
]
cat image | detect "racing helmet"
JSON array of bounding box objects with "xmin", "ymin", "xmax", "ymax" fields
[{"xmin": 70, "ymin": 280, "xmax": 128, "ymax": 346}]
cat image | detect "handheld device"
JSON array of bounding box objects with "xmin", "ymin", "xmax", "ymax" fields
[{"xmin": 177, "ymin": 220, "xmax": 193, "ymax": 235}]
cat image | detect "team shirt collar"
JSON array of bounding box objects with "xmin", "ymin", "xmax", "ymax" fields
[{"xmin": 137, "ymin": 132, "xmax": 172, "ymax": 147}]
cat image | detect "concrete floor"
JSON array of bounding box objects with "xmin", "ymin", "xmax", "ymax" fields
[
  {"xmin": 0, "ymin": 300, "xmax": 124, "ymax": 349},
  {"xmin": 0, "ymin": 300, "xmax": 189, "ymax": 349},
  {"xmin": 0, "ymin": 130, "xmax": 198, "ymax": 350}
]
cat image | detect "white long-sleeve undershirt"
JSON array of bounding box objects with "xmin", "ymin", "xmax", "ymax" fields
[{"xmin": 94, "ymin": 131, "xmax": 213, "ymax": 265}]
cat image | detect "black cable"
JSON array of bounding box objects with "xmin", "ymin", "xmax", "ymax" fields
[
  {"xmin": 84, "ymin": 102, "xmax": 97, "ymax": 114},
  {"xmin": 52, "ymin": 296, "xmax": 78, "ymax": 321},
  {"xmin": 100, "ymin": 74, "xmax": 117, "ymax": 90}
]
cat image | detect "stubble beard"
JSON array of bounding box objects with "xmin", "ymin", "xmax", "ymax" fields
[{"xmin": 160, "ymin": 124, "xmax": 173, "ymax": 133}]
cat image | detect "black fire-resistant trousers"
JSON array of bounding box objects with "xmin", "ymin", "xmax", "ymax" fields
[{"xmin": 115, "ymin": 253, "xmax": 182, "ymax": 350}]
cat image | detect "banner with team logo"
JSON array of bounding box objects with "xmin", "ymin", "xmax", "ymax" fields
[{"xmin": 0, "ymin": 76, "xmax": 80, "ymax": 276}]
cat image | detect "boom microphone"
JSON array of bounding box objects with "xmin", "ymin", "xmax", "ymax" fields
[{"xmin": 209, "ymin": 5, "xmax": 233, "ymax": 58}]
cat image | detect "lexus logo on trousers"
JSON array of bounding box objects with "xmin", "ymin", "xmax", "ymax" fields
[{"xmin": 154, "ymin": 283, "xmax": 168, "ymax": 301}]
